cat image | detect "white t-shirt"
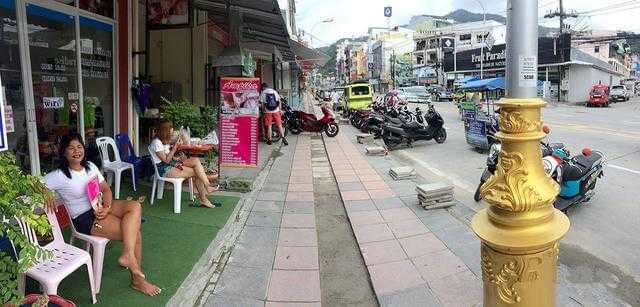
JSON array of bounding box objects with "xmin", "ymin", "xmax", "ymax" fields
[
  {"xmin": 44, "ymin": 162, "xmax": 106, "ymax": 219},
  {"xmin": 150, "ymin": 138, "xmax": 170, "ymax": 164},
  {"xmin": 260, "ymin": 88, "xmax": 281, "ymax": 113}
]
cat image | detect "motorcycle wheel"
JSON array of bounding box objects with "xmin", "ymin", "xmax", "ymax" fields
[
  {"xmin": 474, "ymin": 181, "xmax": 484, "ymax": 201},
  {"xmin": 324, "ymin": 123, "xmax": 340, "ymax": 137},
  {"xmin": 289, "ymin": 121, "xmax": 302, "ymax": 135},
  {"xmin": 435, "ymin": 128, "xmax": 447, "ymax": 144},
  {"xmin": 350, "ymin": 115, "xmax": 359, "ymax": 127},
  {"xmin": 382, "ymin": 132, "xmax": 401, "ymax": 150}
]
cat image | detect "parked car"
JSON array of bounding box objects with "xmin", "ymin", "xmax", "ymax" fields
[
  {"xmin": 398, "ymin": 86, "xmax": 430, "ymax": 103},
  {"xmin": 428, "ymin": 85, "xmax": 453, "ymax": 101},
  {"xmin": 610, "ymin": 85, "xmax": 630, "ymax": 102},
  {"xmin": 587, "ymin": 83, "xmax": 610, "ymax": 107}
]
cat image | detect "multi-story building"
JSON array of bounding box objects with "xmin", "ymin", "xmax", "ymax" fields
[
  {"xmin": 573, "ymin": 31, "xmax": 632, "ymax": 79},
  {"xmin": 368, "ymin": 27, "xmax": 415, "ymax": 92}
]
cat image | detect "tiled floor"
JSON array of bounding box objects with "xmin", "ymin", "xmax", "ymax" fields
[{"xmin": 325, "ymin": 132, "xmax": 482, "ymax": 306}]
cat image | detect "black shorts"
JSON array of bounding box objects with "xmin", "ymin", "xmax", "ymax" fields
[{"xmin": 72, "ymin": 210, "xmax": 96, "ymax": 235}]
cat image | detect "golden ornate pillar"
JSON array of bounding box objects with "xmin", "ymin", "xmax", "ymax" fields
[{"xmin": 470, "ymin": 1, "xmax": 570, "ymax": 306}]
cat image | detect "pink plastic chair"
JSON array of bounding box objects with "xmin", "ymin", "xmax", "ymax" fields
[
  {"xmin": 14, "ymin": 209, "xmax": 97, "ymax": 304},
  {"xmin": 62, "ymin": 205, "xmax": 110, "ymax": 294}
]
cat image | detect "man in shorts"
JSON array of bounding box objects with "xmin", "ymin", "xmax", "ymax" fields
[{"xmin": 260, "ymin": 83, "xmax": 288, "ymax": 146}]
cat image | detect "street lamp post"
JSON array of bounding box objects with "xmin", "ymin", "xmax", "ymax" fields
[
  {"xmin": 310, "ymin": 17, "xmax": 335, "ymax": 47},
  {"xmin": 472, "ymin": 0, "xmax": 486, "ymax": 79},
  {"xmin": 471, "ymin": 1, "xmax": 570, "ymax": 306}
]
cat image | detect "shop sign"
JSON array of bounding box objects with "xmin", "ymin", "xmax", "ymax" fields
[
  {"xmin": 5, "ymin": 104, "xmax": 13, "ymax": 133},
  {"xmin": 147, "ymin": 0, "xmax": 191, "ymax": 29},
  {"xmin": 219, "ymin": 77, "xmax": 260, "ymax": 168},
  {"xmin": 0, "ymin": 79, "xmax": 7, "ymax": 152},
  {"xmin": 43, "ymin": 97, "xmax": 64, "ymax": 109}
]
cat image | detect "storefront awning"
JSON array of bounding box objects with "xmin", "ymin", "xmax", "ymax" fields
[
  {"xmin": 194, "ymin": 0, "xmax": 296, "ymax": 63},
  {"xmin": 460, "ymin": 77, "xmax": 505, "ymax": 91},
  {"xmin": 289, "ymin": 39, "xmax": 329, "ymax": 71}
]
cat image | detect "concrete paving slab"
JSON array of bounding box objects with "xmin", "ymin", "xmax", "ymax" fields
[
  {"xmin": 274, "ymin": 246, "xmax": 319, "ymax": 270},
  {"xmin": 372, "ymin": 197, "xmax": 405, "ymax": 210},
  {"xmin": 265, "ymin": 302, "xmax": 321, "ymax": 307},
  {"xmin": 379, "ymin": 207, "xmax": 418, "ymax": 223},
  {"xmin": 369, "ymin": 260, "xmax": 425, "ymax": 296},
  {"xmin": 289, "ymin": 176, "xmax": 314, "ymax": 184},
  {"xmin": 337, "ymin": 181, "xmax": 366, "ymax": 191},
  {"xmin": 344, "ymin": 199, "xmax": 378, "ymax": 213},
  {"xmin": 286, "ymin": 191, "xmax": 315, "ymax": 202},
  {"xmin": 428, "ymin": 270, "xmax": 482, "ymax": 307},
  {"xmin": 387, "ymin": 219, "xmax": 431, "ymax": 239},
  {"xmin": 347, "ymin": 210, "xmax": 385, "ymax": 226},
  {"xmin": 204, "ymin": 295, "xmax": 265, "ymax": 307},
  {"xmin": 288, "ymin": 183, "xmax": 314, "ymax": 192},
  {"xmin": 212, "ymin": 265, "xmax": 270, "ymax": 300},
  {"xmin": 278, "ymin": 228, "xmax": 318, "ymax": 247},
  {"xmin": 361, "ymin": 239, "xmax": 408, "ymax": 266},
  {"xmin": 261, "ymin": 183, "xmax": 289, "ymax": 192},
  {"xmin": 418, "ymin": 210, "xmax": 464, "ymax": 231},
  {"xmin": 449, "ymin": 242, "xmax": 482, "ymax": 278},
  {"xmin": 433, "ymin": 225, "xmax": 480, "ymax": 250},
  {"xmin": 341, "ymin": 190, "xmax": 371, "ymax": 201},
  {"xmin": 353, "ymin": 223, "xmax": 395, "ymax": 244},
  {"xmin": 267, "ymin": 270, "xmax": 321, "ymax": 302},
  {"xmin": 281, "ymin": 213, "xmax": 316, "ymax": 228},
  {"xmin": 378, "ymin": 285, "xmax": 442, "ymax": 307},
  {"xmin": 258, "ymin": 191, "xmax": 287, "ymax": 202},
  {"xmin": 398, "ymin": 233, "xmax": 448, "ymax": 258},
  {"xmin": 252, "ymin": 201, "xmax": 284, "ymax": 213},
  {"xmin": 412, "ymin": 249, "xmax": 468, "ymax": 283},
  {"xmin": 283, "ymin": 201, "xmax": 315, "ymax": 214},
  {"xmin": 368, "ymin": 189, "xmax": 396, "ymax": 199},
  {"xmin": 246, "ymin": 211, "xmax": 283, "ymax": 228},
  {"xmin": 228, "ymin": 226, "xmax": 278, "ymax": 268}
]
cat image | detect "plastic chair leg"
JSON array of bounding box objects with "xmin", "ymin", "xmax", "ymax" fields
[
  {"xmin": 114, "ymin": 170, "xmax": 122, "ymax": 199},
  {"xmin": 42, "ymin": 280, "xmax": 60, "ymax": 295},
  {"xmin": 86, "ymin": 258, "xmax": 97, "ymax": 304},
  {"xmin": 189, "ymin": 178, "xmax": 194, "ymax": 201},
  {"xmin": 174, "ymin": 183, "xmax": 182, "ymax": 214},
  {"xmin": 150, "ymin": 176, "xmax": 157, "ymax": 205},
  {"xmin": 157, "ymin": 181, "xmax": 165, "ymax": 199},
  {"xmin": 130, "ymin": 166, "xmax": 137, "ymax": 191},
  {"xmin": 92, "ymin": 244, "xmax": 106, "ymax": 293}
]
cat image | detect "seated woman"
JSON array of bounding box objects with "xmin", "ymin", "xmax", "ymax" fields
[
  {"xmin": 44, "ymin": 133, "xmax": 160, "ymax": 296},
  {"xmin": 151, "ymin": 119, "xmax": 219, "ymax": 208}
]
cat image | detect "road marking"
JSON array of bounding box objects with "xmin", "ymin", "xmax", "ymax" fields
[
  {"xmin": 546, "ymin": 122, "xmax": 640, "ymax": 140},
  {"xmin": 607, "ymin": 164, "xmax": 640, "ymax": 175},
  {"xmin": 394, "ymin": 150, "xmax": 477, "ymax": 194}
]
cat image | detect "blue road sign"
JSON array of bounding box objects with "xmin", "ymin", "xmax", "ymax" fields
[{"xmin": 384, "ymin": 6, "xmax": 392, "ymax": 17}]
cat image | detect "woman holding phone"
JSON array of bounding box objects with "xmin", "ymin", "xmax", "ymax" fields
[{"xmin": 43, "ymin": 133, "xmax": 161, "ymax": 296}]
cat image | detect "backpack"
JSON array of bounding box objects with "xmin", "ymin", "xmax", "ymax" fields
[{"xmin": 264, "ymin": 92, "xmax": 279, "ymax": 111}]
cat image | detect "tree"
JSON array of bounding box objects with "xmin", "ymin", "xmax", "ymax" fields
[{"xmin": 394, "ymin": 54, "xmax": 413, "ymax": 86}]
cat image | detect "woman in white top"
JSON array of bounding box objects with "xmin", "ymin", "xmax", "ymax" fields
[
  {"xmin": 44, "ymin": 133, "xmax": 160, "ymax": 296},
  {"xmin": 150, "ymin": 119, "xmax": 218, "ymax": 208}
]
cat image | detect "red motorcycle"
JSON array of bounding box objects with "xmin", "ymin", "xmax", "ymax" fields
[{"xmin": 283, "ymin": 102, "xmax": 340, "ymax": 137}]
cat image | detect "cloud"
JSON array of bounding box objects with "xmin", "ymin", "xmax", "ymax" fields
[{"xmin": 293, "ymin": 0, "xmax": 638, "ymax": 47}]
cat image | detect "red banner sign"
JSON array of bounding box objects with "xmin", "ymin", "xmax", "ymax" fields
[{"xmin": 219, "ymin": 77, "xmax": 260, "ymax": 167}]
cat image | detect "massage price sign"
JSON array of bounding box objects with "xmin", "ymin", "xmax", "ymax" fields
[{"xmin": 219, "ymin": 77, "xmax": 260, "ymax": 167}]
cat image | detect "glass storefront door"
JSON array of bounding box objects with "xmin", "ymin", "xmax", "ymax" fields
[
  {"xmin": 0, "ymin": 0, "xmax": 30, "ymax": 172},
  {"xmin": 25, "ymin": 3, "xmax": 80, "ymax": 173}
]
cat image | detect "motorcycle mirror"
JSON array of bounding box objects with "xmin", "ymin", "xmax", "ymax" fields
[
  {"xmin": 582, "ymin": 148, "xmax": 593, "ymax": 156},
  {"xmin": 542, "ymin": 125, "xmax": 551, "ymax": 134}
]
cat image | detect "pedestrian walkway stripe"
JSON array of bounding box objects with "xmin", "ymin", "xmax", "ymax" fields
[{"xmin": 607, "ymin": 164, "xmax": 640, "ymax": 175}]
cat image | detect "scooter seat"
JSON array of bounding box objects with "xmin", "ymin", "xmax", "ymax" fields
[
  {"xmin": 573, "ymin": 152, "xmax": 602, "ymax": 169},
  {"xmin": 563, "ymin": 153, "xmax": 602, "ymax": 181},
  {"xmin": 402, "ymin": 122, "xmax": 422, "ymax": 129}
]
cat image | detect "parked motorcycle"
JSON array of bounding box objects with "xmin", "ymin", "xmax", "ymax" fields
[
  {"xmin": 381, "ymin": 103, "xmax": 447, "ymax": 149},
  {"xmin": 283, "ymin": 101, "xmax": 340, "ymax": 137},
  {"xmin": 473, "ymin": 127, "xmax": 604, "ymax": 213}
]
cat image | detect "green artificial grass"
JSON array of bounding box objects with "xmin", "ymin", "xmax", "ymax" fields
[{"xmin": 27, "ymin": 184, "xmax": 239, "ymax": 307}]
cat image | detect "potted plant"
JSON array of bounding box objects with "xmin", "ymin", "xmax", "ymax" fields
[{"xmin": 0, "ymin": 152, "xmax": 53, "ymax": 306}]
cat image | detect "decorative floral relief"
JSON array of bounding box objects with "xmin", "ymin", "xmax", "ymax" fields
[{"xmin": 499, "ymin": 111, "xmax": 541, "ymax": 134}]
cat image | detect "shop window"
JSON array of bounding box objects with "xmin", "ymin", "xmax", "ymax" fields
[
  {"xmin": 80, "ymin": 16, "xmax": 114, "ymax": 166},
  {"xmin": 0, "ymin": 0, "xmax": 30, "ymax": 172},
  {"xmin": 459, "ymin": 34, "xmax": 471, "ymax": 41},
  {"xmin": 26, "ymin": 4, "xmax": 80, "ymax": 173},
  {"xmin": 79, "ymin": 0, "xmax": 114, "ymax": 19}
]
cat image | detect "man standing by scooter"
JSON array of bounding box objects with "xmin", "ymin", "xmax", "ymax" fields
[{"xmin": 260, "ymin": 82, "xmax": 288, "ymax": 146}]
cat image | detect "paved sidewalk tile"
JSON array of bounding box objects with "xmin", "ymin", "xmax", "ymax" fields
[
  {"xmin": 344, "ymin": 199, "xmax": 377, "ymax": 213},
  {"xmin": 341, "ymin": 190, "xmax": 371, "ymax": 201},
  {"xmin": 267, "ymin": 270, "xmax": 321, "ymax": 302},
  {"xmin": 428, "ymin": 270, "xmax": 482, "ymax": 307},
  {"xmin": 281, "ymin": 213, "xmax": 316, "ymax": 228},
  {"xmin": 378, "ymin": 285, "xmax": 442, "ymax": 307},
  {"xmin": 337, "ymin": 181, "xmax": 365, "ymax": 191},
  {"xmin": 373, "ymin": 197, "xmax": 405, "ymax": 210},
  {"xmin": 278, "ymin": 228, "xmax": 318, "ymax": 247},
  {"xmin": 286, "ymin": 191, "xmax": 315, "ymax": 202},
  {"xmin": 399, "ymin": 233, "xmax": 448, "ymax": 258},
  {"xmin": 289, "ymin": 176, "xmax": 314, "ymax": 184},
  {"xmin": 369, "ymin": 260, "xmax": 425, "ymax": 295},
  {"xmin": 252, "ymin": 200, "xmax": 284, "ymax": 213},
  {"xmin": 419, "ymin": 210, "xmax": 464, "ymax": 231},
  {"xmin": 412, "ymin": 249, "xmax": 468, "ymax": 282},
  {"xmin": 335, "ymin": 174, "xmax": 360, "ymax": 183},
  {"xmin": 361, "ymin": 239, "xmax": 408, "ymax": 266},
  {"xmin": 265, "ymin": 302, "xmax": 321, "ymax": 307},
  {"xmin": 379, "ymin": 207, "xmax": 418, "ymax": 223},
  {"xmin": 246, "ymin": 211, "xmax": 283, "ymax": 227},
  {"xmin": 213, "ymin": 265, "xmax": 270, "ymax": 300},
  {"xmin": 433, "ymin": 225, "xmax": 479, "ymax": 250},
  {"xmin": 387, "ymin": 219, "xmax": 431, "ymax": 239},
  {"xmin": 368, "ymin": 189, "xmax": 396, "ymax": 199},
  {"xmin": 205, "ymin": 295, "xmax": 264, "ymax": 307},
  {"xmin": 283, "ymin": 201, "xmax": 315, "ymax": 214},
  {"xmin": 353, "ymin": 223, "xmax": 395, "ymax": 244},
  {"xmin": 258, "ymin": 191, "xmax": 287, "ymax": 202},
  {"xmin": 274, "ymin": 246, "xmax": 319, "ymax": 270},
  {"xmin": 358, "ymin": 174, "xmax": 384, "ymax": 182},
  {"xmin": 288, "ymin": 183, "xmax": 314, "ymax": 192},
  {"xmin": 362, "ymin": 180, "xmax": 389, "ymax": 190},
  {"xmin": 229, "ymin": 226, "xmax": 278, "ymax": 268},
  {"xmin": 348, "ymin": 210, "xmax": 385, "ymax": 226}
]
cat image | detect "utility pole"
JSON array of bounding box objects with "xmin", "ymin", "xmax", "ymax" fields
[
  {"xmin": 544, "ymin": 0, "xmax": 578, "ymax": 102},
  {"xmin": 471, "ymin": 0, "xmax": 570, "ymax": 306},
  {"xmin": 390, "ymin": 49, "xmax": 396, "ymax": 88}
]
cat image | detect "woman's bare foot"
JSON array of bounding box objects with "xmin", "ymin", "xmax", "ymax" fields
[
  {"xmin": 206, "ymin": 185, "xmax": 219, "ymax": 193},
  {"xmin": 131, "ymin": 275, "xmax": 162, "ymax": 296},
  {"xmin": 118, "ymin": 254, "xmax": 145, "ymax": 278},
  {"xmin": 200, "ymin": 198, "xmax": 216, "ymax": 208}
]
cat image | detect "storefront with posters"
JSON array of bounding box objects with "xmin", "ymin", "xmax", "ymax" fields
[{"xmin": 0, "ymin": 0, "xmax": 120, "ymax": 175}]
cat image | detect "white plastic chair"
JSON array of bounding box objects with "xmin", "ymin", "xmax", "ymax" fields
[
  {"xmin": 148, "ymin": 145, "xmax": 194, "ymax": 213},
  {"xmin": 96, "ymin": 136, "xmax": 136, "ymax": 199},
  {"xmin": 61, "ymin": 205, "xmax": 109, "ymax": 293},
  {"xmin": 14, "ymin": 209, "xmax": 97, "ymax": 304}
]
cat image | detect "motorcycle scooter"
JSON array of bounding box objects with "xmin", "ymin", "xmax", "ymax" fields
[
  {"xmin": 381, "ymin": 103, "xmax": 447, "ymax": 149},
  {"xmin": 284, "ymin": 101, "xmax": 340, "ymax": 137}
]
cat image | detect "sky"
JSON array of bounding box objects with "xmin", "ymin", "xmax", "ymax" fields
[{"xmin": 280, "ymin": 0, "xmax": 640, "ymax": 47}]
